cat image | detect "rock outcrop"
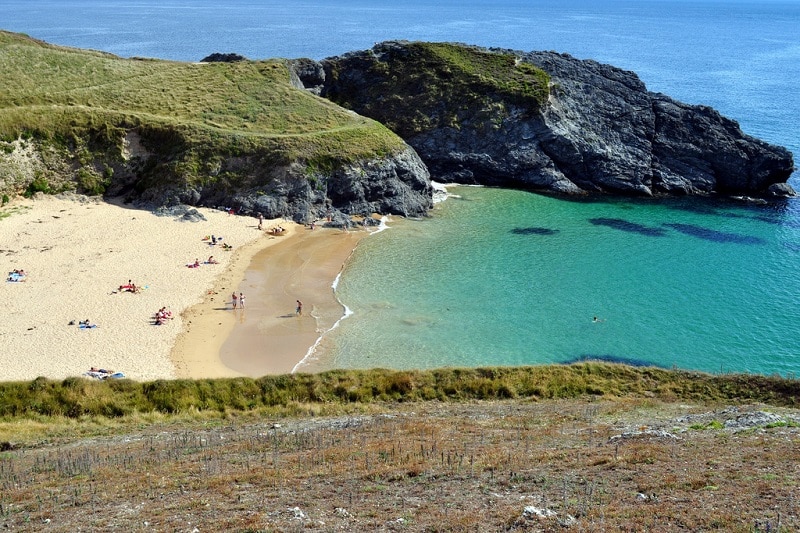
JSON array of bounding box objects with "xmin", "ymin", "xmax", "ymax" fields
[
  {"xmin": 310, "ymin": 41, "xmax": 795, "ymax": 198},
  {"xmin": 106, "ymin": 141, "xmax": 432, "ymax": 222},
  {"xmin": 200, "ymin": 52, "xmax": 248, "ymax": 63}
]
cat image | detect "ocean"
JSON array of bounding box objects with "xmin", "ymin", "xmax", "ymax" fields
[{"xmin": 3, "ymin": 0, "xmax": 798, "ymax": 375}]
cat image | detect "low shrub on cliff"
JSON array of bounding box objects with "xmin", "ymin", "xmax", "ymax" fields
[{"xmin": 324, "ymin": 41, "xmax": 551, "ymax": 137}]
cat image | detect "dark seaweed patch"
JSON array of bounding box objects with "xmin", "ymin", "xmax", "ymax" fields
[
  {"xmin": 662, "ymin": 223, "xmax": 766, "ymax": 245},
  {"xmin": 510, "ymin": 227, "xmax": 559, "ymax": 236},
  {"xmin": 588, "ymin": 217, "xmax": 667, "ymax": 237},
  {"xmin": 753, "ymin": 215, "xmax": 784, "ymax": 225},
  {"xmin": 564, "ymin": 354, "xmax": 667, "ymax": 368}
]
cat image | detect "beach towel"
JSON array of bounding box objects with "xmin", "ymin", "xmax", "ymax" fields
[{"xmin": 84, "ymin": 369, "xmax": 124, "ymax": 380}]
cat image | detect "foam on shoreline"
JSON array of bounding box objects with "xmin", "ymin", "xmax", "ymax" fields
[{"xmin": 212, "ymin": 225, "xmax": 368, "ymax": 377}]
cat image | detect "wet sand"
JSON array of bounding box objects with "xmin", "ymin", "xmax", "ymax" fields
[{"xmin": 217, "ymin": 227, "xmax": 366, "ymax": 376}]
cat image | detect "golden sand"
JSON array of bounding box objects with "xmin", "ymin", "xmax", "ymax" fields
[{"xmin": 0, "ymin": 194, "xmax": 362, "ymax": 382}]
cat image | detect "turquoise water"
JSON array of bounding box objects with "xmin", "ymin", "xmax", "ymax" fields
[
  {"xmin": 3, "ymin": 0, "xmax": 799, "ymax": 374},
  {"xmin": 313, "ymin": 187, "xmax": 800, "ymax": 375}
]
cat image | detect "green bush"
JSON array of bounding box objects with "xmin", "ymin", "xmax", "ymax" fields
[{"xmin": 24, "ymin": 176, "xmax": 50, "ymax": 196}]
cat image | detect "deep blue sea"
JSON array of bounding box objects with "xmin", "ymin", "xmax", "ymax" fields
[{"xmin": 4, "ymin": 0, "xmax": 798, "ymax": 375}]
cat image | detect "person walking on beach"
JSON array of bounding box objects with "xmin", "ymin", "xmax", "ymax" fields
[
  {"xmin": 239, "ymin": 292, "xmax": 245, "ymax": 309},
  {"xmin": 296, "ymin": 300, "xmax": 303, "ymax": 316},
  {"xmin": 257, "ymin": 212, "xmax": 263, "ymax": 230},
  {"xmin": 232, "ymin": 291, "xmax": 238, "ymax": 310}
]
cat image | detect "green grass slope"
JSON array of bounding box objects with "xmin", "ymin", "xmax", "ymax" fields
[{"xmin": 0, "ymin": 31, "xmax": 404, "ymax": 196}]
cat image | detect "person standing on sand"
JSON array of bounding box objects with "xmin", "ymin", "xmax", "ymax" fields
[
  {"xmin": 257, "ymin": 213, "xmax": 263, "ymax": 230},
  {"xmin": 232, "ymin": 292, "xmax": 238, "ymax": 310},
  {"xmin": 296, "ymin": 300, "xmax": 303, "ymax": 316},
  {"xmin": 239, "ymin": 292, "xmax": 245, "ymax": 309}
]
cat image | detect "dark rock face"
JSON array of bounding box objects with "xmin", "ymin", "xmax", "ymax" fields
[
  {"xmin": 229, "ymin": 146, "xmax": 433, "ymax": 222},
  {"xmin": 288, "ymin": 58, "xmax": 326, "ymax": 95},
  {"xmin": 200, "ymin": 52, "xmax": 248, "ymax": 63},
  {"xmin": 313, "ymin": 42, "xmax": 795, "ymax": 198},
  {"xmin": 131, "ymin": 146, "xmax": 432, "ymax": 222}
]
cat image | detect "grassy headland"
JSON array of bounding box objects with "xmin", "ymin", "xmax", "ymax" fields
[
  {"xmin": 323, "ymin": 41, "xmax": 551, "ymax": 138},
  {"xmin": 0, "ymin": 30, "xmax": 404, "ymax": 198}
]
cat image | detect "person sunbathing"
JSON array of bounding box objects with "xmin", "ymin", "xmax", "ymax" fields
[
  {"xmin": 119, "ymin": 280, "xmax": 139, "ymax": 293},
  {"xmin": 7, "ymin": 269, "xmax": 27, "ymax": 282},
  {"xmin": 154, "ymin": 307, "xmax": 174, "ymax": 325},
  {"xmin": 207, "ymin": 256, "xmax": 219, "ymax": 264}
]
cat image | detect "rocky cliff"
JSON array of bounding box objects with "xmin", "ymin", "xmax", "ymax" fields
[
  {"xmin": 0, "ymin": 31, "xmax": 433, "ymax": 222},
  {"xmin": 2, "ymin": 34, "xmax": 795, "ymax": 222},
  {"xmin": 305, "ymin": 41, "xmax": 795, "ymax": 199}
]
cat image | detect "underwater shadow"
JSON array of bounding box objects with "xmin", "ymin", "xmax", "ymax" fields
[
  {"xmin": 563, "ymin": 354, "xmax": 668, "ymax": 369},
  {"xmin": 781, "ymin": 241, "xmax": 800, "ymax": 253},
  {"xmin": 510, "ymin": 227, "xmax": 560, "ymax": 236},
  {"xmin": 588, "ymin": 217, "xmax": 667, "ymax": 237},
  {"xmin": 662, "ymin": 223, "xmax": 766, "ymax": 245}
]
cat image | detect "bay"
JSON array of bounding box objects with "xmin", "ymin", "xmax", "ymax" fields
[{"xmin": 2, "ymin": 0, "xmax": 798, "ymax": 375}]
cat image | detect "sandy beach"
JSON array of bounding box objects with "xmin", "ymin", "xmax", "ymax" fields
[
  {"xmin": 217, "ymin": 228, "xmax": 365, "ymax": 376},
  {"xmin": 0, "ymin": 193, "xmax": 361, "ymax": 382}
]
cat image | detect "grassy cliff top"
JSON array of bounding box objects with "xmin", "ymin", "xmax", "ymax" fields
[
  {"xmin": 324, "ymin": 41, "xmax": 551, "ymax": 137},
  {"xmin": 0, "ymin": 30, "xmax": 404, "ymax": 162}
]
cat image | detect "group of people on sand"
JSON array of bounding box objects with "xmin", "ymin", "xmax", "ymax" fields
[
  {"xmin": 7, "ymin": 269, "xmax": 27, "ymax": 282},
  {"xmin": 202, "ymin": 234, "xmax": 233, "ymax": 250},
  {"xmin": 154, "ymin": 307, "xmax": 174, "ymax": 325},
  {"xmin": 231, "ymin": 291, "xmax": 246, "ymax": 310},
  {"xmin": 187, "ymin": 255, "xmax": 222, "ymax": 268}
]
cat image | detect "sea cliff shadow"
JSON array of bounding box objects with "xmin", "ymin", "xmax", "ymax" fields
[
  {"xmin": 662, "ymin": 223, "xmax": 766, "ymax": 245},
  {"xmin": 588, "ymin": 217, "xmax": 667, "ymax": 237}
]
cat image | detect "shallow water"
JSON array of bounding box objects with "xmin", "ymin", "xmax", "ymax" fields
[
  {"xmin": 3, "ymin": 0, "xmax": 799, "ymax": 375},
  {"xmin": 310, "ymin": 187, "xmax": 800, "ymax": 376}
]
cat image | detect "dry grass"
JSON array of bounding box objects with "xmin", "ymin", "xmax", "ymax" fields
[{"xmin": 2, "ymin": 398, "xmax": 798, "ymax": 532}]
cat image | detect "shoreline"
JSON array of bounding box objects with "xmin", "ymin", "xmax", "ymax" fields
[
  {"xmin": 0, "ymin": 192, "xmax": 375, "ymax": 382},
  {"xmin": 169, "ymin": 223, "xmax": 303, "ymax": 379},
  {"xmin": 0, "ymin": 194, "xmax": 277, "ymax": 382},
  {"xmin": 215, "ymin": 226, "xmax": 368, "ymax": 377}
]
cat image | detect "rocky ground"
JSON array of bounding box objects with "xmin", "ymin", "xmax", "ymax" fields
[{"xmin": 2, "ymin": 398, "xmax": 799, "ymax": 531}]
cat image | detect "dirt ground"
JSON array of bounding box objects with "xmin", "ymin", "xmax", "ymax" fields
[{"xmin": 2, "ymin": 399, "xmax": 799, "ymax": 532}]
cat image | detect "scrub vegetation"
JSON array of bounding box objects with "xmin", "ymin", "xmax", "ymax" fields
[
  {"xmin": 1, "ymin": 364, "xmax": 799, "ymax": 531},
  {"xmin": 324, "ymin": 41, "xmax": 551, "ymax": 138}
]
